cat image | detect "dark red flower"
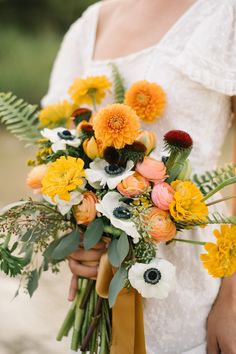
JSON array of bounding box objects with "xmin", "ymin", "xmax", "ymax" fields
[{"xmin": 164, "ymin": 130, "xmax": 193, "ymax": 149}]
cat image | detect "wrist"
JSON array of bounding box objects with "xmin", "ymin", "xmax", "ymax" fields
[{"xmin": 220, "ymin": 273, "xmax": 236, "ymax": 304}]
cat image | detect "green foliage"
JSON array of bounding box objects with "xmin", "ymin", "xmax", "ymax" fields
[
  {"xmin": 83, "ymin": 218, "xmax": 104, "ymax": 250},
  {"xmin": 0, "ymin": 92, "xmax": 40, "ymax": 144},
  {"xmin": 51, "ymin": 228, "xmax": 81, "ymax": 261},
  {"xmin": 111, "ymin": 64, "xmax": 126, "ymax": 103},
  {"xmin": 133, "ymin": 239, "xmax": 156, "ymax": 264},
  {"xmin": 193, "ymin": 164, "xmax": 236, "ymax": 195},
  {"xmin": 177, "ymin": 213, "xmax": 236, "ymax": 230},
  {"xmin": 0, "ymin": 246, "xmax": 25, "ymax": 277},
  {"xmin": 27, "ymin": 269, "xmax": 39, "ymax": 297},
  {"xmin": 108, "ymin": 266, "xmax": 127, "ymax": 307},
  {"xmin": 108, "ymin": 232, "xmax": 129, "ymax": 267}
]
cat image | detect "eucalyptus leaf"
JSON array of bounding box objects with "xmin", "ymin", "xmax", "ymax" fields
[
  {"xmin": 108, "ymin": 239, "xmax": 119, "ymax": 267},
  {"xmin": 51, "ymin": 228, "xmax": 81, "ymax": 261},
  {"xmin": 84, "ymin": 218, "xmax": 104, "ymax": 250},
  {"xmin": 108, "ymin": 267, "xmax": 127, "ymax": 307},
  {"xmin": 27, "ymin": 269, "xmax": 39, "ymax": 297},
  {"xmin": 117, "ymin": 232, "xmax": 129, "ymax": 263}
]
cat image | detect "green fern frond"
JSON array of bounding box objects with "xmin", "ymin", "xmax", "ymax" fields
[
  {"xmin": 193, "ymin": 164, "xmax": 236, "ymax": 195},
  {"xmin": 110, "ymin": 64, "xmax": 126, "ymax": 103},
  {"xmin": 177, "ymin": 212, "xmax": 236, "ymax": 230},
  {"xmin": 0, "ymin": 92, "xmax": 41, "ymax": 144}
]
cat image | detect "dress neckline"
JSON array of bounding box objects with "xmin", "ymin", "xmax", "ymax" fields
[{"xmin": 90, "ymin": 0, "xmax": 203, "ymax": 65}]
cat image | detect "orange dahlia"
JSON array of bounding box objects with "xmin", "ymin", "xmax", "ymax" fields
[
  {"xmin": 93, "ymin": 103, "xmax": 140, "ymax": 149},
  {"xmin": 125, "ymin": 80, "xmax": 166, "ymax": 123}
]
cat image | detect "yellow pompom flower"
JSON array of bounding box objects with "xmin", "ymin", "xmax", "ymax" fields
[
  {"xmin": 125, "ymin": 80, "xmax": 166, "ymax": 123},
  {"xmin": 83, "ymin": 137, "xmax": 103, "ymax": 160},
  {"xmin": 41, "ymin": 156, "xmax": 85, "ymax": 201},
  {"xmin": 93, "ymin": 103, "xmax": 140, "ymax": 149},
  {"xmin": 39, "ymin": 101, "xmax": 77, "ymax": 129},
  {"xmin": 170, "ymin": 180, "xmax": 208, "ymax": 223},
  {"xmin": 201, "ymin": 225, "xmax": 236, "ymax": 278},
  {"xmin": 69, "ymin": 76, "xmax": 112, "ymax": 106}
]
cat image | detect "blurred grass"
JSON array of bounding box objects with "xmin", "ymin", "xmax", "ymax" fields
[{"xmin": 0, "ymin": 26, "xmax": 61, "ymax": 103}]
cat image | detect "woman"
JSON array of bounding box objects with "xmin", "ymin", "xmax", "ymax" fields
[{"xmin": 42, "ymin": 0, "xmax": 236, "ymax": 353}]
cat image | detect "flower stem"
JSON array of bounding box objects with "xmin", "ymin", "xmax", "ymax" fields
[
  {"xmin": 206, "ymin": 195, "xmax": 236, "ymax": 207},
  {"xmin": 202, "ymin": 176, "xmax": 236, "ymax": 202},
  {"xmin": 56, "ymin": 299, "xmax": 76, "ymax": 341},
  {"xmin": 174, "ymin": 238, "xmax": 205, "ymax": 246}
]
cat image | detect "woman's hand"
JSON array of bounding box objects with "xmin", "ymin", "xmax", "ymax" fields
[
  {"xmin": 207, "ymin": 274, "xmax": 236, "ymax": 354},
  {"xmin": 68, "ymin": 240, "xmax": 106, "ymax": 301}
]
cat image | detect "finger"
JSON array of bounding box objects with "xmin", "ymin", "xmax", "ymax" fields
[
  {"xmin": 207, "ymin": 334, "xmax": 220, "ymax": 354},
  {"xmin": 68, "ymin": 274, "xmax": 78, "ymax": 302},
  {"xmin": 68, "ymin": 258, "xmax": 98, "ymax": 278},
  {"xmin": 70, "ymin": 248, "xmax": 105, "ymax": 262}
]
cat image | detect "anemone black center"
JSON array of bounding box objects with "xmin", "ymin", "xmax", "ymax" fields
[
  {"xmin": 113, "ymin": 206, "xmax": 131, "ymax": 220},
  {"xmin": 58, "ymin": 130, "xmax": 75, "ymax": 141},
  {"xmin": 104, "ymin": 164, "xmax": 125, "ymax": 176},
  {"xmin": 143, "ymin": 268, "xmax": 162, "ymax": 285}
]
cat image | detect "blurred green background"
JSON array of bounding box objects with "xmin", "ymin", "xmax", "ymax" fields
[{"xmin": 0, "ymin": 0, "xmax": 99, "ymax": 103}]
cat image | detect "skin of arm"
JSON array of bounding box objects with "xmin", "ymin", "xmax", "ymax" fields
[{"xmin": 206, "ymin": 97, "xmax": 236, "ymax": 354}]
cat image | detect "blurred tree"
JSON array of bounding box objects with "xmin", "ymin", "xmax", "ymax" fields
[{"xmin": 0, "ymin": 0, "xmax": 99, "ymax": 32}]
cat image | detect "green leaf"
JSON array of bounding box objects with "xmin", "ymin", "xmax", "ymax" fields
[
  {"xmin": 43, "ymin": 238, "xmax": 61, "ymax": 261},
  {"xmin": 27, "ymin": 269, "xmax": 39, "ymax": 297},
  {"xmin": 51, "ymin": 228, "xmax": 81, "ymax": 261},
  {"xmin": 108, "ymin": 233, "xmax": 129, "ymax": 267},
  {"xmin": 108, "ymin": 267, "xmax": 127, "ymax": 307},
  {"xmin": 83, "ymin": 218, "xmax": 104, "ymax": 250},
  {"xmin": 0, "ymin": 92, "xmax": 40, "ymax": 144},
  {"xmin": 117, "ymin": 232, "xmax": 129, "ymax": 262},
  {"xmin": 110, "ymin": 64, "xmax": 126, "ymax": 103},
  {"xmin": 108, "ymin": 239, "xmax": 119, "ymax": 267}
]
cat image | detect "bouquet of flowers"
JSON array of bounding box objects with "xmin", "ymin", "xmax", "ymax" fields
[{"xmin": 0, "ymin": 65, "xmax": 235, "ymax": 354}]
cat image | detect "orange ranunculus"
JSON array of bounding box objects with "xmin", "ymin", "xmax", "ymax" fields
[
  {"xmin": 26, "ymin": 165, "xmax": 48, "ymax": 191},
  {"xmin": 135, "ymin": 130, "xmax": 156, "ymax": 155},
  {"xmin": 136, "ymin": 156, "xmax": 167, "ymax": 183},
  {"xmin": 144, "ymin": 207, "xmax": 176, "ymax": 242},
  {"xmin": 117, "ymin": 172, "xmax": 150, "ymax": 197},
  {"xmin": 74, "ymin": 192, "xmax": 98, "ymax": 225},
  {"xmin": 83, "ymin": 137, "xmax": 103, "ymax": 160}
]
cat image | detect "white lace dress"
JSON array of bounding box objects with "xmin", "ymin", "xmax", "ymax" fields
[{"xmin": 42, "ymin": 0, "xmax": 236, "ymax": 353}]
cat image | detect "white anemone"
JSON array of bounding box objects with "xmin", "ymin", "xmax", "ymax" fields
[
  {"xmin": 96, "ymin": 191, "xmax": 140, "ymax": 243},
  {"xmin": 41, "ymin": 127, "xmax": 81, "ymax": 153},
  {"xmin": 85, "ymin": 159, "xmax": 134, "ymax": 190},
  {"xmin": 128, "ymin": 259, "xmax": 176, "ymax": 299},
  {"xmin": 43, "ymin": 190, "xmax": 83, "ymax": 215}
]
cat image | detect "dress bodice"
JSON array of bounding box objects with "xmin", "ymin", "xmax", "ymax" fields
[{"xmin": 42, "ymin": 1, "xmax": 236, "ymax": 353}]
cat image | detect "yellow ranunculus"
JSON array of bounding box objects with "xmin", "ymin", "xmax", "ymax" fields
[
  {"xmin": 83, "ymin": 137, "xmax": 103, "ymax": 160},
  {"xmin": 201, "ymin": 225, "xmax": 236, "ymax": 278},
  {"xmin": 41, "ymin": 156, "xmax": 85, "ymax": 201},
  {"xmin": 170, "ymin": 180, "xmax": 208, "ymax": 223},
  {"xmin": 68, "ymin": 76, "xmax": 112, "ymax": 106},
  {"xmin": 135, "ymin": 130, "xmax": 156, "ymax": 155},
  {"xmin": 39, "ymin": 100, "xmax": 77, "ymax": 129}
]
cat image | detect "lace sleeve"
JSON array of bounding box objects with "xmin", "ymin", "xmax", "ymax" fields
[{"xmin": 173, "ymin": 0, "xmax": 236, "ymax": 96}]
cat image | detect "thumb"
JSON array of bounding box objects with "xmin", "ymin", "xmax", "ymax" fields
[
  {"xmin": 68, "ymin": 274, "xmax": 78, "ymax": 301},
  {"xmin": 207, "ymin": 333, "xmax": 220, "ymax": 354}
]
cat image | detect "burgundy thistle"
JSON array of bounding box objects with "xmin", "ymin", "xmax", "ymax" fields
[{"xmin": 164, "ymin": 130, "xmax": 193, "ymax": 151}]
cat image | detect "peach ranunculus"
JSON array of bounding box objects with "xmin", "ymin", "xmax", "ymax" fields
[
  {"xmin": 117, "ymin": 172, "xmax": 150, "ymax": 197},
  {"xmin": 144, "ymin": 207, "xmax": 176, "ymax": 242},
  {"xmin": 26, "ymin": 165, "xmax": 48, "ymax": 191},
  {"xmin": 135, "ymin": 130, "xmax": 156, "ymax": 155},
  {"xmin": 74, "ymin": 191, "xmax": 98, "ymax": 225},
  {"xmin": 136, "ymin": 157, "xmax": 167, "ymax": 183},
  {"xmin": 151, "ymin": 182, "xmax": 175, "ymax": 211}
]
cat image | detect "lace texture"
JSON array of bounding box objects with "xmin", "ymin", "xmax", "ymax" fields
[{"xmin": 43, "ymin": 1, "xmax": 235, "ymax": 353}]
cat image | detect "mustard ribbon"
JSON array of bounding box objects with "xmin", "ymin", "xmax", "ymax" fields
[{"xmin": 96, "ymin": 253, "xmax": 146, "ymax": 354}]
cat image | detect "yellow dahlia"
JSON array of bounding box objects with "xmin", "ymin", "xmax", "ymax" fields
[
  {"xmin": 201, "ymin": 225, "xmax": 236, "ymax": 277},
  {"xmin": 41, "ymin": 156, "xmax": 85, "ymax": 201},
  {"xmin": 170, "ymin": 180, "xmax": 208, "ymax": 223},
  {"xmin": 39, "ymin": 101, "xmax": 77, "ymax": 129},
  {"xmin": 93, "ymin": 103, "xmax": 140, "ymax": 149},
  {"xmin": 69, "ymin": 76, "xmax": 112, "ymax": 106},
  {"xmin": 125, "ymin": 80, "xmax": 166, "ymax": 122}
]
